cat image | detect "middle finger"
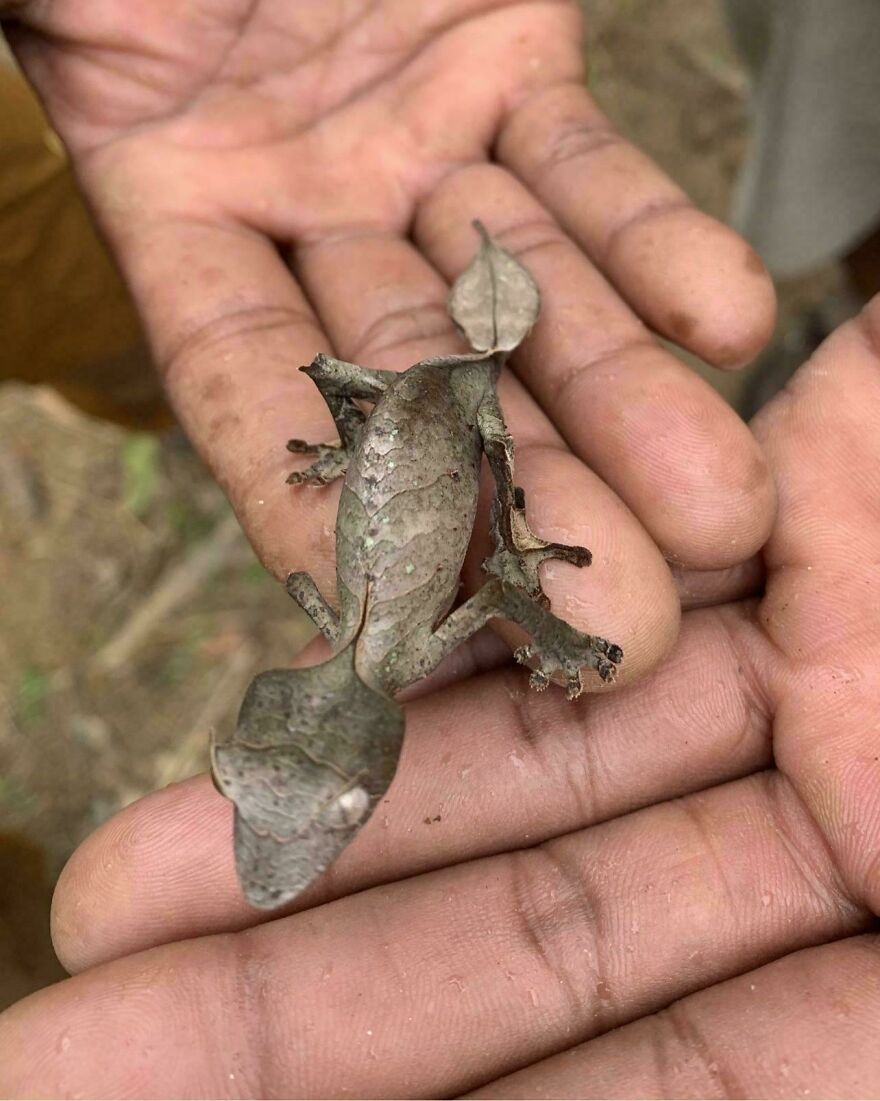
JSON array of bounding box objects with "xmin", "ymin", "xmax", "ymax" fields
[{"xmin": 415, "ymin": 165, "xmax": 776, "ymax": 570}]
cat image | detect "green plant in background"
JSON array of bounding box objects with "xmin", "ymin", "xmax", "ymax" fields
[
  {"xmin": 166, "ymin": 498, "xmax": 220, "ymax": 544},
  {"xmin": 121, "ymin": 434, "xmax": 161, "ymax": 517},
  {"xmin": 0, "ymin": 775, "xmax": 38, "ymax": 816},
  {"xmin": 16, "ymin": 665, "xmax": 49, "ymax": 728},
  {"xmin": 242, "ymin": 560, "xmax": 273, "ymax": 588},
  {"xmin": 159, "ymin": 621, "xmax": 210, "ymax": 687}
]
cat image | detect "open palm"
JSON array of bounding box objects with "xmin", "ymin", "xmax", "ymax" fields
[
  {"xmin": 6, "ymin": 3, "xmax": 868, "ymax": 1095},
  {"xmin": 5, "ymin": 0, "xmax": 775, "ymax": 687},
  {"xmin": 1, "ymin": 304, "xmax": 879, "ymax": 1097}
]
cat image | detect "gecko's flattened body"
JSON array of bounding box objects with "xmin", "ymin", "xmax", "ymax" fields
[
  {"xmin": 341, "ymin": 362, "xmax": 483, "ymax": 690},
  {"xmin": 212, "ymin": 225, "xmax": 623, "ymax": 909}
]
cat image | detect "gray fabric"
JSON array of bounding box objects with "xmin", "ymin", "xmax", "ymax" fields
[{"xmin": 725, "ymin": 0, "xmax": 880, "ymax": 276}]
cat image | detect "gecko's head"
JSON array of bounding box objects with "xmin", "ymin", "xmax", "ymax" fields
[{"xmin": 211, "ymin": 651, "xmax": 404, "ymax": 910}]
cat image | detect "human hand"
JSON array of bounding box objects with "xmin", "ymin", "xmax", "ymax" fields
[
  {"xmin": 2, "ymin": 300, "xmax": 879, "ymax": 1096},
  {"xmin": 3, "ymin": 0, "xmax": 776, "ymax": 684}
]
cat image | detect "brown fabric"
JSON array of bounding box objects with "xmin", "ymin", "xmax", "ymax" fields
[{"xmin": 0, "ymin": 64, "xmax": 170, "ymax": 429}]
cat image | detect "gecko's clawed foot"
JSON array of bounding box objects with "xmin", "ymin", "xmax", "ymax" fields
[
  {"xmin": 286, "ymin": 440, "xmax": 348, "ymax": 486},
  {"xmin": 483, "ymin": 489, "xmax": 592, "ymax": 605},
  {"xmin": 515, "ymin": 630, "xmax": 623, "ymax": 699}
]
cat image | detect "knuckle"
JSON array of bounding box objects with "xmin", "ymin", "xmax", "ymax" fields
[
  {"xmin": 415, "ymin": 162, "xmax": 512, "ymax": 239},
  {"xmin": 498, "ymin": 82, "xmax": 620, "ymax": 176},
  {"xmin": 506, "ymin": 843, "xmax": 610, "ymax": 1027},
  {"xmin": 351, "ymin": 300, "xmax": 455, "ymax": 364},
  {"xmin": 162, "ymin": 304, "xmax": 315, "ymax": 385},
  {"xmin": 657, "ymin": 1000, "xmax": 744, "ymax": 1097}
]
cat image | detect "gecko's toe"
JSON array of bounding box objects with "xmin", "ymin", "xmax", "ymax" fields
[
  {"xmin": 547, "ymin": 543, "xmax": 592, "ymax": 569},
  {"xmin": 514, "ymin": 645, "xmax": 532, "ymax": 665},
  {"xmin": 287, "ymin": 470, "xmax": 332, "ymax": 486},
  {"xmin": 287, "ymin": 438, "xmax": 317, "ymax": 454},
  {"xmin": 529, "ymin": 669, "xmax": 550, "ymax": 691},
  {"xmin": 565, "ymin": 670, "xmax": 584, "ymax": 700},
  {"xmin": 525, "ymin": 585, "xmax": 551, "ymax": 610},
  {"xmin": 597, "ymin": 658, "xmax": 617, "ymax": 683}
]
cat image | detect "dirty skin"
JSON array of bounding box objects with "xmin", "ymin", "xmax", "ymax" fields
[{"xmin": 212, "ymin": 224, "xmax": 623, "ymax": 909}]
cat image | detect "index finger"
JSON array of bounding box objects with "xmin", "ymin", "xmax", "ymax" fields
[{"xmin": 94, "ymin": 216, "xmax": 343, "ymax": 588}]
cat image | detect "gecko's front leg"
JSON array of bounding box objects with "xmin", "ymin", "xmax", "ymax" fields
[
  {"xmin": 287, "ymin": 353, "xmax": 396, "ymax": 486},
  {"xmin": 286, "ymin": 571, "xmax": 341, "ymax": 644},
  {"xmin": 477, "ymin": 393, "xmax": 591, "ymax": 605}
]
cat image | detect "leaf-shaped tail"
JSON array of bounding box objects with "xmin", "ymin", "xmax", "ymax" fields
[
  {"xmin": 447, "ymin": 220, "xmax": 541, "ymax": 354},
  {"xmin": 211, "ymin": 646, "xmax": 404, "ymax": 909}
]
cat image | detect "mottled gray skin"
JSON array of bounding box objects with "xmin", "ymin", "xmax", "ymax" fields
[
  {"xmin": 212, "ymin": 233, "xmax": 623, "ymax": 910},
  {"xmin": 332, "ymin": 357, "xmax": 484, "ymax": 693},
  {"xmin": 341, "ymin": 356, "xmax": 495, "ymax": 691}
]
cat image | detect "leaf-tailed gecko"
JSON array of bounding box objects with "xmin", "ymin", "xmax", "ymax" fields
[{"xmin": 212, "ymin": 224, "xmax": 622, "ymax": 909}]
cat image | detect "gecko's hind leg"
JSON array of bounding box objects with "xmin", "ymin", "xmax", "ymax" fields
[
  {"xmin": 412, "ymin": 578, "xmax": 622, "ymax": 698},
  {"xmin": 286, "ymin": 571, "xmax": 340, "ymax": 644},
  {"xmin": 483, "ymin": 492, "xmax": 592, "ymax": 605},
  {"xmin": 477, "ymin": 397, "xmax": 591, "ymax": 605},
  {"xmin": 286, "ymin": 439, "xmax": 350, "ymax": 486},
  {"xmin": 287, "ymin": 354, "xmax": 397, "ymax": 486}
]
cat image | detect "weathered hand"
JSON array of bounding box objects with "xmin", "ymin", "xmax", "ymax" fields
[
  {"xmin": 3, "ymin": 0, "xmax": 775, "ymax": 684},
  {"xmin": 2, "ymin": 303, "xmax": 879, "ymax": 1097}
]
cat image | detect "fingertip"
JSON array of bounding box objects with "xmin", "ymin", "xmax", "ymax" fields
[
  {"xmin": 637, "ymin": 374, "xmax": 776, "ymax": 569},
  {"xmin": 685, "ymin": 446, "xmax": 776, "ymax": 570},
  {"xmin": 549, "ymin": 345, "xmax": 777, "ymax": 571},
  {"xmin": 496, "ymin": 80, "xmax": 777, "ymax": 370},
  {"xmin": 51, "ymin": 776, "xmax": 238, "ymax": 973},
  {"xmin": 610, "ymin": 215, "xmax": 777, "ymax": 370}
]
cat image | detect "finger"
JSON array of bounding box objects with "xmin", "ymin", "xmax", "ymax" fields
[
  {"xmin": 470, "ymin": 934, "xmax": 880, "ymax": 1098},
  {"xmin": 7, "ymin": 773, "xmax": 869, "ymax": 1099},
  {"xmin": 293, "ymin": 625, "xmax": 514, "ymax": 698},
  {"xmin": 672, "ymin": 556, "xmax": 765, "ymax": 610},
  {"xmin": 77, "ymin": 216, "xmax": 343, "ymax": 587},
  {"xmin": 464, "ymin": 379, "xmax": 680, "ymax": 679},
  {"xmin": 290, "ymin": 225, "xmax": 680, "ymax": 678},
  {"xmin": 751, "ymin": 301, "xmax": 880, "ymax": 915},
  {"xmin": 498, "ymin": 81, "xmax": 776, "ymax": 368},
  {"xmin": 55, "ymin": 605, "xmax": 777, "ymax": 971},
  {"xmin": 396, "ymin": 626, "xmax": 512, "ymax": 699},
  {"xmin": 292, "ymin": 227, "xmax": 466, "ymax": 366},
  {"xmin": 415, "ymin": 165, "xmax": 776, "ymax": 569}
]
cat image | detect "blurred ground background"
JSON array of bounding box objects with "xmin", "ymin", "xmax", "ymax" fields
[{"xmin": 0, "ymin": 0, "xmax": 845, "ymax": 1009}]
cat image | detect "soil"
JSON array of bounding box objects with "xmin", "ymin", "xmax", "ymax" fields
[{"xmin": 0, "ymin": 0, "xmax": 842, "ymax": 1009}]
